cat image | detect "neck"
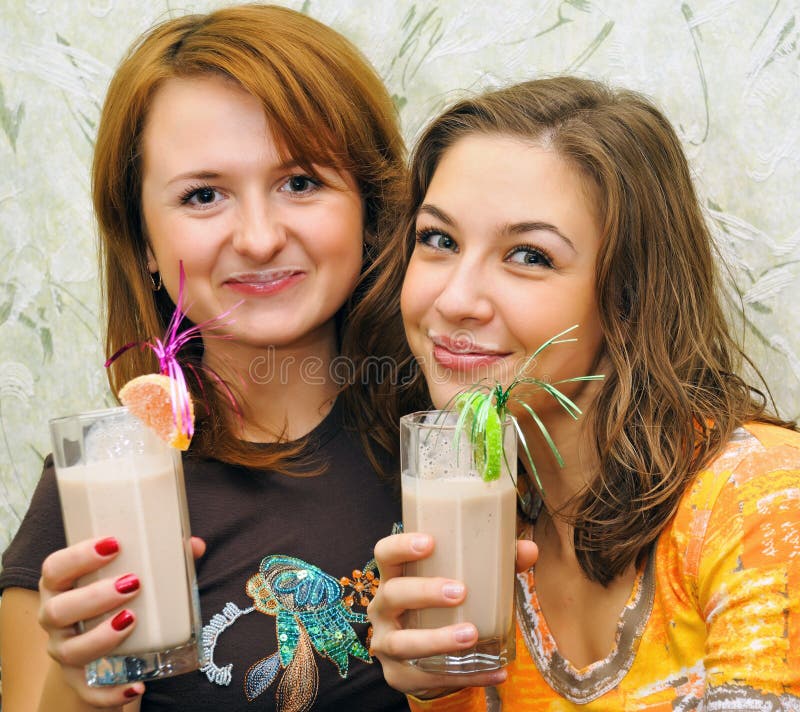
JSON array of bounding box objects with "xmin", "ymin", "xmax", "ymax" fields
[
  {"xmin": 201, "ymin": 327, "xmax": 341, "ymax": 442},
  {"xmin": 512, "ymin": 366, "xmax": 613, "ymax": 571},
  {"xmin": 515, "ymin": 412, "xmax": 594, "ymax": 561}
]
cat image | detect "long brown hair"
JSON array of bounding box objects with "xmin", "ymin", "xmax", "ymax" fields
[
  {"xmin": 375, "ymin": 76, "xmax": 794, "ymax": 584},
  {"xmin": 93, "ymin": 4, "xmax": 414, "ymax": 472}
]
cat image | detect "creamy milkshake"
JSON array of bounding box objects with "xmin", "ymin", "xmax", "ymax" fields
[
  {"xmin": 50, "ymin": 407, "xmax": 203, "ymax": 685},
  {"xmin": 57, "ymin": 453, "xmax": 192, "ymax": 653},
  {"xmin": 400, "ymin": 411, "xmax": 517, "ymax": 673}
]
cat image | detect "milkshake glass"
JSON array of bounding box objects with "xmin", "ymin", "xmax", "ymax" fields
[
  {"xmin": 401, "ymin": 410, "xmax": 517, "ymax": 673},
  {"xmin": 49, "ymin": 406, "xmax": 203, "ymax": 686}
]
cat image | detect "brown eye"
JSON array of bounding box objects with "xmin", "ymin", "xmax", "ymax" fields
[
  {"xmin": 282, "ymin": 175, "xmax": 321, "ymax": 194},
  {"xmin": 181, "ymin": 185, "xmax": 223, "ymax": 207},
  {"xmin": 196, "ymin": 187, "xmax": 216, "ymax": 204}
]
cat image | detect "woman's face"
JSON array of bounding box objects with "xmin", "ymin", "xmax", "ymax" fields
[
  {"xmin": 401, "ymin": 134, "xmax": 604, "ymax": 416},
  {"xmin": 140, "ymin": 74, "xmax": 364, "ymax": 353}
]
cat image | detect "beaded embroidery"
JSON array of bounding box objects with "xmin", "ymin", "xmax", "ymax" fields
[{"xmin": 201, "ymin": 553, "xmax": 381, "ymax": 710}]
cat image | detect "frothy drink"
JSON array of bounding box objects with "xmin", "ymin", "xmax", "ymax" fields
[
  {"xmin": 402, "ymin": 472, "xmax": 516, "ymax": 639},
  {"xmin": 400, "ymin": 411, "xmax": 517, "ymax": 673},
  {"xmin": 50, "ymin": 407, "xmax": 202, "ymax": 685},
  {"xmin": 57, "ymin": 453, "xmax": 192, "ymax": 654}
]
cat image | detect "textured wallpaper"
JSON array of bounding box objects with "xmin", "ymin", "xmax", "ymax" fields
[{"xmin": 1, "ymin": 0, "xmax": 799, "ymax": 550}]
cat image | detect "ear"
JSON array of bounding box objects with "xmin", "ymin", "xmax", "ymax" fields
[{"xmin": 145, "ymin": 244, "xmax": 158, "ymax": 274}]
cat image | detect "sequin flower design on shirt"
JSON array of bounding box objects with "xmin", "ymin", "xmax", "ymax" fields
[
  {"xmin": 340, "ymin": 563, "xmax": 380, "ymax": 609},
  {"xmin": 244, "ymin": 554, "xmax": 373, "ymax": 704},
  {"xmin": 201, "ymin": 527, "xmax": 402, "ymax": 709},
  {"xmin": 201, "ymin": 553, "xmax": 378, "ymax": 710}
]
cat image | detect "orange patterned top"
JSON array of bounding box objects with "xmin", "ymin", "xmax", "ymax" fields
[{"xmin": 408, "ymin": 422, "xmax": 800, "ymax": 711}]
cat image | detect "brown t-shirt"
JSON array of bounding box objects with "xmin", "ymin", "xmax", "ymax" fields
[{"xmin": 0, "ymin": 400, "xmax": 409, "ymax": 711}]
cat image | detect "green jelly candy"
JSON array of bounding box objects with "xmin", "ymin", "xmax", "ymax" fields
[{"xmin": 482, "ymin": 406, "xmax": 502, "ymax": 481}]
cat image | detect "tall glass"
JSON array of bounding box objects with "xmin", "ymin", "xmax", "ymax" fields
[
  {"xmin": 401, "ymin": 410, "xmax": 517, "ymax": 673},
  {"xmin": 49, "ymin": 406, "xmax": 203, "ymax": 686}
]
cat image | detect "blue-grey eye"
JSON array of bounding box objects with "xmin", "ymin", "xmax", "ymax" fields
[
  {"xmin": 416, "ymin": 228, "xmax": 458, "ymax": 252},
  {"xmin": 507, "ymin": 245, "xmax": 553, "ymax": 268}
]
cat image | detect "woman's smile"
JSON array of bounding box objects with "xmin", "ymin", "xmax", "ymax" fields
[
  {"xmin": 222, "ymin": 269, "xmax": 306, "ymax": 296},
  {"xmin": 401, "ymin": 134, "xmax": 604, "ymax": 411},
  {"xmin": 429, "ymin": 332, "xmax": 511, "ymax": 370},
  {"xmin": 141, "ymin": 74, "xmax": 364, "ymax": 353}
]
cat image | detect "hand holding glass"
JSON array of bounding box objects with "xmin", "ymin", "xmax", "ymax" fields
[
  {"xmin": 50, "ymin": 406, "xmax": 203, "ymax": 686},
  {"xmin": 401, "ymin": 410, "xmax": 517, "ymax": 674}
]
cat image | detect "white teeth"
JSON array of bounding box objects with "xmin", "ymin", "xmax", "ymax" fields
[{"xmin": 229, "ymin": 270, "xmax": 297, "ymax": 282}]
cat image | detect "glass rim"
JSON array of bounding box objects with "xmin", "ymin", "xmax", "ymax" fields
[
  {"xmin": 400, "ymin": 409, "xmax": 515, "ymax": 428},
  {"xmin": 48, "ymin": 405, "xmax": 128, "ymax": 428}
]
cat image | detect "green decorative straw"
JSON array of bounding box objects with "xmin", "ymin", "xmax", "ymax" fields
[{"xmin": 450, "ymin": 324, "xmax": 604, "ymax": 494}]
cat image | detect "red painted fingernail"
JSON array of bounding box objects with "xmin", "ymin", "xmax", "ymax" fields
[
  {"xmin": 124, "ymin": 687, "xmax": 140, "ymax": 698},
  {"xmin": 111, "ymin": 610, "xmax": 134, "ymax": 631},
  {"xmin": 95, "ymin": 537, "xmax": 119, "ymax": 556},
  {"xmin": 115, "ymin": 574, "xmax": 139, "ymax": 594}
]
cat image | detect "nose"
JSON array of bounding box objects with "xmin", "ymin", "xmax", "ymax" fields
[
  {"xmin": 231, "ymin": 193, "xmax": 287, "ymax": 262},
  {"xmin": 433, "ymin": 256, "xmax": 494, "ymax": 325}
]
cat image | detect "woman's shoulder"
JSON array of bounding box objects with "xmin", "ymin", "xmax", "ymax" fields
[
  {"xmin": 684, "ymin": 422, "xmax": 800, "ymax": 508},
  {"xmin": 736, "ymin": 420, "xmax": 800, "ymax": 458},
  {"xmin": 664, "ymin": 422, "xmax": 800, "ymax": 584}
]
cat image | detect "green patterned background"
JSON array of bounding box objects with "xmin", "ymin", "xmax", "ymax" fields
[{"xmin": 1, "ymin": 0, "xmax": 799, "ymax": 551}]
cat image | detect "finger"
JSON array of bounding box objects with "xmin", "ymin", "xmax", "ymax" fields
[
  {"xmin": 48, "ymin": 608, "xmax": 137, "ymax": 668},
  {"xmin": 40, "ymin": 538, "xmax": 120, "ymax": 593},
  {"xmin": 374, "ymin": 533, "xmax": 433, "ymax": 580},
  {"xmin": 515, "ymin": 539, "xmax": 538, "ymax": 572},
  {"xmin": 369, "ymin": 576, "xmax": 464, "ymax": 619},
  {"xmin": 375, "ymin": 622, "xmax": 479, "ymax": 661},
  {"xmin": 62, "ymin": 668, "xmax": 145, "ymax": 709},
  {"xmin": 190, "ymin": 536, "xmax": 206, "ymax": 559},
  {"xmin": 39, "ymin": 574, "xmax": 140, "ymax": 631}
]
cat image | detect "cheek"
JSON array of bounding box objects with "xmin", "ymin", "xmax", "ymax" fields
[
  {"xmin": 332, "ymin": 235, "xmax": 362, "ymax": 274},
  {"xmin": 399, "ymin": 282, "xmax": 414, "ymax": 326},
  {"xmin": 400, "ymin": 277, "xmax": 425, "ymax": 343},
  {"xmin": 304, "ymin": 226, "xmax": 362, "ymax": 298},
  {"xmin": 570, "ymin": 303, "xmax": 604, "ymax": 364},
  {"xmin": 400, "ymin": 256, "xmax": 433, "ymax": 330},
  {"xmin": 340, "ymin": 242, "xmax": 365, "ymax": 297},
  {"xmin": 324, "ymin": 208, "xmax": 363, "ymax": 271},
  {"xmin": 144, "ymin": 212, "xmax": 211, "ymax": 271}
]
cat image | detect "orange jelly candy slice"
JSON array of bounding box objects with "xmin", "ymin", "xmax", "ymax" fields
[{"xmin": 118, "ymin": 374, "xmax": 194, "ymax": 450}]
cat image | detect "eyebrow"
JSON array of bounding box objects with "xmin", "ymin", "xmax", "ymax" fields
[
  {"xmin": 417, "ymin": 203, "xmax": 577, "ymax": 252},
  {"xmin": 167, "ymin": 170, "xmax": 221, "ymax": 187},
  {"xmin": 417, "ymin": 204, "xmax": 454, "ymax": 226},
  {"xmin": 165, "ymin": 160, "xmax": 307, "ymax": 188}
]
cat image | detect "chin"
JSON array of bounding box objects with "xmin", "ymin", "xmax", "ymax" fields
[{"xmin": 425, "ymin": 382, "xmax": 464, "ymax": 411}]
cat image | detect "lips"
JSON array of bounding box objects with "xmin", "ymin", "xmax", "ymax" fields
[
  {"xmin": 223, "ymin": 269, "xmax": 305, "ymax": 296},
  {"xmin": 429, "ymin": 333, "xmax": 510, "ymax": 371}
]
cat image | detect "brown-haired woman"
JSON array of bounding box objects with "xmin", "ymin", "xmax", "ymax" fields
[
  {"xmin": 366, "ymin": 76, "xmax": 800, "ymax": 709},
  {"xmin": 0, "ymin": 5, "xmax": 421, "ymax": 710}
]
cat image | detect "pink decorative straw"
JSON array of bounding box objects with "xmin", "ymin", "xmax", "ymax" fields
[{"xmin": 105, "ymin": 262, "xmax": 240, "ymax": 441}]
